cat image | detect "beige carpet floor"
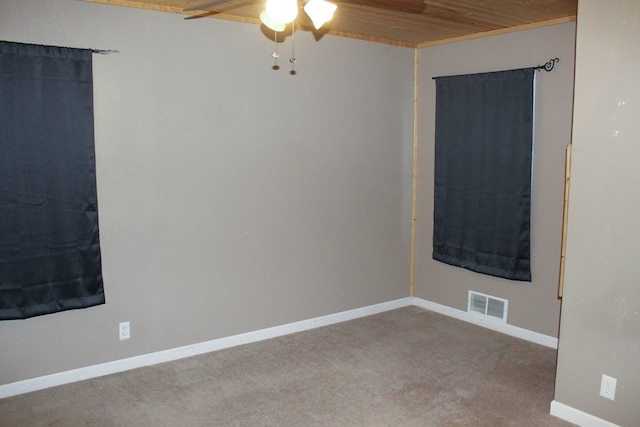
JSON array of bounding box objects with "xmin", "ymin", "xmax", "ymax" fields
[{"xmin": 0, "ymin": 306, "xmax": 574, "ymax": 426}]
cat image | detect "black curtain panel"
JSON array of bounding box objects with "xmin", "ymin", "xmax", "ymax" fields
[
  {"xmin": 0, "ymin": 41, "xmax": 105, "ymax": 320},
  {"xmin": 432, "ymin": 68, "xmax": 535, "ymax": 281}
]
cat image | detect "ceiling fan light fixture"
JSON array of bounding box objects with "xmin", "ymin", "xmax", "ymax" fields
[
  {"xmin": 303, "ymin": 0, "xmax": 337, "ymax": 30},
  {"xmin": 260, "ymin": 10, "xmax": 287, "ymax": 32},
  {"xmin": 265, "ymin": 0, "xmax": 299, "ymax": 25}
]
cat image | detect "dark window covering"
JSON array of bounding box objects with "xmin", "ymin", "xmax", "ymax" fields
[
  {"xmin": 0, "ymin": 41, "xmax": 105, "ymax": 319},
  {"xmin": 432, "ymin": 68, "xmax": 535, "ymax": 281}
]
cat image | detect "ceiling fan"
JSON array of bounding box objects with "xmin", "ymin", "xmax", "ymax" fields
[
  {"xmin": 183, "ymin": 0, "xmax": 426, "ymax": 73},
  {"xmin": 184, "ymin": 0, "xmax": 338, "ymax": 31},
  {"xmin": 183, "ymin": 0, "xmax": 427, "ymax": 29}
]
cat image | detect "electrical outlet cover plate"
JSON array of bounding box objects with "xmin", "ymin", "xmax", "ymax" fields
[
  {"xmin": 600, "ymin": 374, "xmax": 617, "ymax": 400},
  {"xmin": 119, "ymin": 321, "xmax": 131, "ymax": 341}
]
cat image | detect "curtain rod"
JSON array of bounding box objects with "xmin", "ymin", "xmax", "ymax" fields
[
  {"xmin": 534, "ymin": 58, "xmax": 559, "ymax": 72},
  {"xmin": 432, "ymin": 57, "xmax": 560, "ymax": 80},
  {"xmin": 92, "ymin": 49, "xmax": 119, "ymax": 54},
  {"xmin": 1, "ymin": 41, "xmax": 119, "ymax": 54}
]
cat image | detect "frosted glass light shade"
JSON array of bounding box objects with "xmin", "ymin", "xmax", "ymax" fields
[
  {"xmin": 303, "ymin": 0, "xmax": 337, "ymax": 29},
  {"xmin": 265, "ymin": 0, "xmax": 298, "ymax": 24},
  {"xmin": 260, "ymin": 10, "xmax": 286, "ymax": 32}
]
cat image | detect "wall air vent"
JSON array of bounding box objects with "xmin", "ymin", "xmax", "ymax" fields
[{"xmin": 467, "ymin": 291, "xmax": 508, "ymax": 323}]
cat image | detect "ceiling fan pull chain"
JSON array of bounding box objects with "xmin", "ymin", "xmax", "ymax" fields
[
  {"xmin": 272, "ymin": 30, "xmax": 280, "ymax": 70},
  {"xmin": 289, "ymin": 20, "xmax": 297, "ymax": 75}
]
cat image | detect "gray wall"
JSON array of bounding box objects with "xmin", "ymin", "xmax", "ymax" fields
[
  {"xmin": 414, "ymin": 23, "xmax": 576, "ymax": 338},
  {"xmin": 0, "ymin": 0, "xmax": 413, "ymax": 385},
  {"xmin": 554, "ymin": 1, "xmax": 640, "ymax": 425}
]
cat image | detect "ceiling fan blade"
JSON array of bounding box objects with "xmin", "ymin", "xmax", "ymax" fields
[
  {"xmin": 183, "ymin": 0, "xmax": 235, "ymax": 12},
  {"xmin": 394, "ymin": 0, "xmax": 426, "ymax": 4},
  {"xmin": 337, "ymin": 0, "xmax": 426, "ymax": 14},
  {"xmin": 184, "ymin": 10, "xmax": 221, "ymax": 19}
]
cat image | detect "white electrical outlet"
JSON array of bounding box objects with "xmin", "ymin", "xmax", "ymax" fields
[
  {"xmin": 600, "ymin": 374, "xmax": 617, "ymax": 400},
  {"xmin": 119, "ymin": 321, "xmax": 131, "ymax": 341}
]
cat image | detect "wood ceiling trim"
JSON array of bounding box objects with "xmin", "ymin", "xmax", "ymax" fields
[
  {"xmin": 416, "ymin": 15, "xmax": 576, "ymax": 48},
  {"xmin": 80, "ymin": 0, "xmax": 185, "ymax": 14},
  {"xmin": 422, "ymin": 0, "xmax": 575, "ymax": 27},
  {"xmin": 80, "ymin": 0, "xmax": 264, "ymax": 24},
  {"xmin": 323, "ymin": 30, "xmax": 417, "ymax": 48}
]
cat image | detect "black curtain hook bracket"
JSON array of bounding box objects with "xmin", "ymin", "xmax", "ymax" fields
[{"xmin": 535, "ymin": 58, "xmax": 559, "ymax": 72}]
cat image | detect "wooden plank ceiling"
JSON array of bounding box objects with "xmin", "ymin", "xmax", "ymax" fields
[{"xmin": 80, "ymin": 0, "xmax": 577, "ymax": 47}]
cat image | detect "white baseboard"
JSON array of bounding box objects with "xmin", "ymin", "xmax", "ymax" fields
[
  {"xmin": 550, "ymin": 400, "xmax": 621, "ymax": 427},
  {"xmin": 412, "ymin": 297, "xmax": 558, "ymax": 349},
  {"xmin": 0, "ymin": 297, "xmax": 413, "ymax": 399}
]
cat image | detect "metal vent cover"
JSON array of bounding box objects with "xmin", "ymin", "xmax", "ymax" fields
[{"xmin": 468, "ymin": 291, "xmax": 508, "ymax": 323}]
